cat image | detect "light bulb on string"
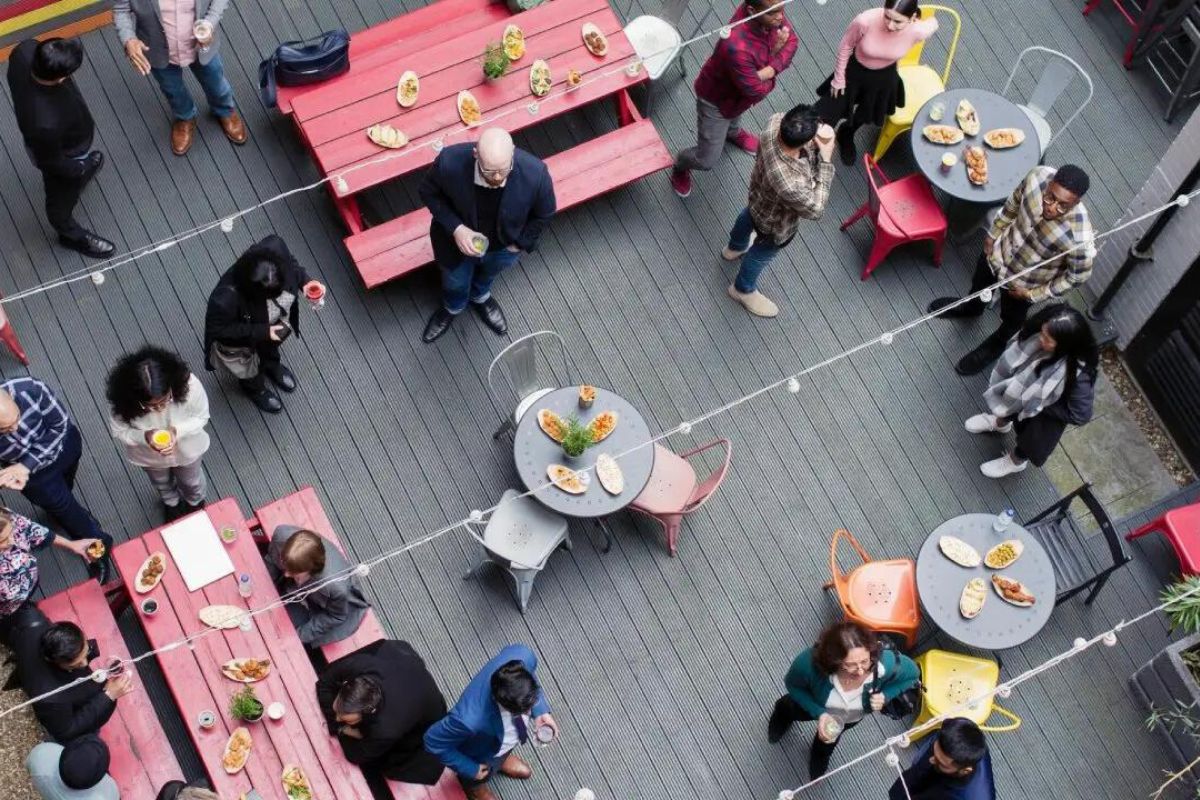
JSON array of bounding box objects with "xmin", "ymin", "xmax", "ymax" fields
[
  {"xmin": 220, "ymin": 217, "xmax": 235, "ymax": 233},
  {"xmin": 678, "ymin": 421, "xmax": 693, "ymax": 435},
  {"xmin": 1073, "ymin": 636, "xmax": 1088, "ymax": 650},
  {"xmin": 334, "ymin": 175, "xmax": 349, "ymax": 193},
  {"xmin": 431, "ymin": 139, "xmax": 445, "ymax": 153},
  {"xmin": 979, "ymin": 288, "xmax": 993, "ymax": 303},
  {"xmin": 880, "ymin": 332, "xmax": 894, "ymax": 346},
  {"xmin": 884, "ymin": 750, "xmax": 901, "ymax": 768},
  {"xmin": 90, "ymin": 272, "xmax": 105, "ymax": 286},
  {"xmin": 996, "ymin": 685, "xmax": 1012, "ymax": 699},
  {"xmin": 719, "ymin": 26, "xmax": 732, "ymax": 38},
  {"xmin": 1102, "ymin": 631, "xmax": 1117, "ymax": 647},
  {"xmin": 897, "ymin": 733, "xmax": 911, "ymax": 748},
  {"xmin": 574, "ymin": 790, "xmax": 596, "ymax": 800},
  {"xmin": 468, "ymin": 509, "xmax": 484, "ymax": 524},
  {"xmin": 527, "ymin": 102, "xmax": 540, "ymax": 115},
  {"xmin": 1177, "ymin": 193, "xmax": 1191, "ymax": 208},
  {"xmin": 786, "ymin": 377, "xmax": 800, "ymax": 394},
  {"xmin": 777, "ymin": 792, "xmax": 795, "ymax": 800},
  {"xmin": 625, "ymin": 61, "xmax": 642, "ymax": 77},
  {"xmin": 91, "ymin": 669, "xmax": 108, "ymax": 684},
  {"xmin": 354, "ymin": 564, "xmax": 370, "ymax": 579}
]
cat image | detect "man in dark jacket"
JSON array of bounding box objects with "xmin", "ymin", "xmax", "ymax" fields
[
  {"xmin": 14, "ymin": 621, "xmax": 133, "ymax": 741},
  {"xmin": 889, "ymin": 718, "xmax": 995, "ymax": 800},
  {"xmin": 316, "ymin": 639, "xmax": 447, "ymax": 786},
  {"xmin": 203, "ymin": 235, "xmax": 321, "ymax": 413},
  {"xmin": 6, "ymin": 38, "xmax": 113, "ymax": 258},
  {"xmin": 418, "ymin": 127, "xmax": 556, "ymax": 343}
]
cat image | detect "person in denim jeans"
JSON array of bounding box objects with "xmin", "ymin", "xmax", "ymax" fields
[
  {"xmin": 418, "ymin": 128, "xmax": 557, "ymax": 344},
  {"xmin": 113, "ymin": 0, "xmax": 247, "ymax": 156},
  {"xmin": 723, "ymin": 105, "xmax": 835, "ymax": 318}
]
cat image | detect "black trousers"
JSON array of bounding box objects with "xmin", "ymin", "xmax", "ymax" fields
[
  {"xmin": 963, "ymin": 253, "xmax": 1035, "ymax": 343},
  {"xmin": 241, "ymin": 342, "xmax": 283, "ymax": 389},
  {"xmin": 42, "ymin": 167, "xmax": 95, "ymax": 241},
  {"xmin": 772, "ymin": 695, "xmax": 860, "ymax": 780}
]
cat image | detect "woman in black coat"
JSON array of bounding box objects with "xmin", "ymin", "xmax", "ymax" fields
[
  {"xmin": 203, "ymin": 235, "xmax": 320, "ymax": 413},
  {"xmin": 965, "ymin": 304, "xmax": 1099, "ymax": 479}
]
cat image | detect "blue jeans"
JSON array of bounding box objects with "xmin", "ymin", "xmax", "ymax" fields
[
  {"xmin": 441, "ymin": 249, "xmax": 521, "ymax": 314},
  {"xmin": 21, "ymin": 424, "xmax": 113, "ymax": 549},
  {"xmin": 728, "ymin": 207, "xmax": 784, "ymax": 294},
  {"xmin": 150, "ymin": 54, "xmax": 236, "ymax": 121}
]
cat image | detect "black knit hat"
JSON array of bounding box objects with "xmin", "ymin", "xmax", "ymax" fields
[{"xmin": 59, "ymin": 735, "xmax": 110, "ymax": 790}]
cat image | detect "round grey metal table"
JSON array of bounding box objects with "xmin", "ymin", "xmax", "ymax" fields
[
  {"xmin": 909, "ymin": 88, "xmax": 1039, "ymax": 232},
  {"xmin": 513, "ymin": 387, "xmax": 655, "ymax": 519},
  {"xmin": 916, "ymin": 513, "xmax": 1056, "ymax": 650}
]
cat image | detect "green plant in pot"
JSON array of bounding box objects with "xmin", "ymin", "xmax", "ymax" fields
[
  {"xmin": 229, "ymin": 684, "xmax": 265, "ymax": 723},
  {"xmin": 560, "ymin": 417, "xmax": 594, "ymax": 459},
  {"xmin": 1147, "ymin": 575, "xmax": 1200, "ymax": 798},
  {"xmin": 482, "ymin": 42, "xmax": 510, "ymax": 82}
]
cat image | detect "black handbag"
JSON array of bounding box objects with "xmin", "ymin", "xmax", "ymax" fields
[
  {"xmin": 871, "ymin": 641, "xmax": 923, "ymax": 721},
  {"xmin": 258, "ymin": 29, "xmax": 351, "ymax": 109}
]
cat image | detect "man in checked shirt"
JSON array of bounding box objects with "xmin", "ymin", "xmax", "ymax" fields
[
  {"xmin": 928, "ymin": 164, "xmax": 1096, "ymax": 376},
  {"xmin": 0, "ymin": 377, "xmax": 114, "ymax": 583},
  {"xmin": 669, "ymin": 0, "xmax": 798, "ymax": 198}
]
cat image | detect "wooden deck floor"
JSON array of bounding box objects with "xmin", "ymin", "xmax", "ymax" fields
[{"xmin": 0, "ymin": 0, "xmax": 1194, "ymax": 797}]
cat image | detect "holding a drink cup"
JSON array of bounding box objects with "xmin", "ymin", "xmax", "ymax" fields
[
  {"xmin": 193, "ymin": 19, "xmax": 214, "ymax": 52},
  {"xmin": 303, "ymin": 280, "xmax": 327, "ymax": 309},
  {"xmin": 767, "ymin": 622, "xmax": 920, "ymax": 779}
]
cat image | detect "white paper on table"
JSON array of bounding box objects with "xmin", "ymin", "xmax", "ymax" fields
[{"xmin": 160, "ymin": 513, "xmax": 235, "ymax": 592}]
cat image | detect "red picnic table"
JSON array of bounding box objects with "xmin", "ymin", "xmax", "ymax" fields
[
  {"xmin": 111, "ymin": 499, "xmax": 374, "ymax": 800},
  {"xmin": 289, "ymin": 0, "xmax": 672, "ymax": 288}
]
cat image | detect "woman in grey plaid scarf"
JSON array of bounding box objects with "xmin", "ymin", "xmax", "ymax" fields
[{"xmin": 963, "ymin": 305, "xmax": 1098, "ymax": 478}]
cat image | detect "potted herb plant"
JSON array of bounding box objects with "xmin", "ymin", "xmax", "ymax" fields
[
  {"xmin": 1132, "ymin": 576, "xmax": 1200, "ymax": 797},
  {"xmin": 229, "ymin": 684, "xmax": 265, "ymax": 724},
  {"xmin": 559, "ymin": 417, "xmax": 594, "ymax": 460},
  {"xmin": 481, "ymin": 42, "xmax": 510, "ymax": 83}
]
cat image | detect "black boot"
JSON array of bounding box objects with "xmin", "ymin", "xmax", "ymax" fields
[
  {"xmin": 262, "ymin": 361, "xmax": 296, "ymax": 393},
  {"xmin": 422, "ymin": 308, "xmax": 456, "ymax": 343},
  {"xmin": 768, "ymin": 696, "xmax": 797, "ymax": 743},
  {"xmin": 928, "ymin": 295, "xmax": 986, "ymax": 318},
  {"xmin": 240, "ymin": 376, "xmax": 283, "ymax": 413},
  {"xmin": 955, "ymin": 332, "xmax": 1009, "ymax": 376},
  {"xmin": 837, "ymin": 124, "xmax": 858, "ymax": 167}
]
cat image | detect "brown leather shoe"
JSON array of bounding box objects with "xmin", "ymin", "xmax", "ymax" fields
[
  {"xmin": 170, "ymin": 120, "xmax": 196, "ymax": 156},
  {"xmin": 499, "ymin": 751, "xmax": 532, "ymax": 780},
  {"xmin": 465, "ymin": 784, "xmax": 497, "ymax": 800},
  {"xmin": 218, "ymin": 111, "xmax": 248, "ymax": 145}
]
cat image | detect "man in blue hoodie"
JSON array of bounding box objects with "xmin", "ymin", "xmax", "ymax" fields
[{"xmin": 889, "ymin": 718, "xmax": 995, "ymax": 800}]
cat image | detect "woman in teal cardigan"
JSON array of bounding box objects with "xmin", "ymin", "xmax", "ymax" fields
[{"xmin": 769, "ymin": 621, "xmax": 920, "ymax": 779}]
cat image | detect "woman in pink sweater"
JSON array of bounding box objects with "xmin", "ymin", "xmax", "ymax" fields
[{"xmin": 814, "ymin": 0, "xmax": 938, "ymax": 165}]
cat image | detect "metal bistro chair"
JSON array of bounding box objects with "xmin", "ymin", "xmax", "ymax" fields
[
  {"xmin": 464, "ymin": 489, "xmax": 571, "ymax": 613},
  {"xmin": 629, "ymin": 439, "xmax": 732, "ymax": 556},
  {"xmin": 487, "ymin": 330, "xmax": 570, "ymax": 441},
  {"xmin": 910, "ymin": 649, "xmax": 1021, "ymax": 743},
  {"xmin": 1127, "ymin": 498, "xmax": 1200, "ymax": 574},
  {"xmin": 1001, "ymin": 47, "xmax": 1094, "ymax": 159},
  {"xmin": 622, "ymin": 0, "xmax": 719, "ymax": 112},
  {"xmin": 1024, "ymin": 483, "xmax": 1131, "ymax": 605},
  {"xmin": 823, "ymin": 528, "xmax": 920, "ymax": 648}
]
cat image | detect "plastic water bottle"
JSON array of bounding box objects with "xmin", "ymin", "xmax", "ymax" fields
[
  {"xmin": 237, "ymin": 573, "xmax": 253, "ymax": 598},
  {"xmin": 993, "ymin": 508, "xmax": 1015, "ymax": 533}
]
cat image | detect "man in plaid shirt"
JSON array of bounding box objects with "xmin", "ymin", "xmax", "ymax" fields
[
  {"xmin": 0, "ymin": 377, "xmax": 114, "ymax": 582},
  {"xmin": 670, "ymin": 0, "xmax": 798, "ymax": 198},
  {"xmin": 929, "ymin": 165, "xmax": 1095, "ymax": 375},
  {"xmin": 723, "ymin": 106, "xmax": 836, "ymax": 318}
]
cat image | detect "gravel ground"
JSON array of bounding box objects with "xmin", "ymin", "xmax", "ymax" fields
[
  {"xmin": 0, "ymin": 644, "xmax": 41, "ymax": 800},
  {"xmin": 1103, "ymin": 347, "xmax": 1196, "ymax": 487}
]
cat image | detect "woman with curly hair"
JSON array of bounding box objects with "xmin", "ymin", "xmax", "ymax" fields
[
  {"xmin": 106, "ymin": 346, "xmax": 210, "ymax": 521},
  {"xmin": 768, "ymin": 621, "xmax": 920, "ymax": 779}
]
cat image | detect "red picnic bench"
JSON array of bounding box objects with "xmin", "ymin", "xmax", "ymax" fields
[
  {"xmin": 38, "ymin": 581, "xmax": 182, "ymax": 800},
  {"xmin": 249, "ymin": 487, "xmax": 467, "ymax": 800},
  {"xmin": 275, "ymin": 0, "xmax": 513, "ymax": 116},
  {"xmin": 287, "ymin": 0, "xmax": 672, "ymax": 289}
]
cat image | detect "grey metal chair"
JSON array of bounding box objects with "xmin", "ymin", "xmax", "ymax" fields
[
  {"xmin": 487, "ymin": 330, "xmax": 569, "ymax": 440},
  {"xmin": 1024, "ymin": 483, "xmax": 1131, "ymax": 605},
  {"xmin": 1001, "ymin": 46, "xmax": 1094, "ymax": 158},
  {"xmin": 463, "ymin": 489, "xmax": 571, "ymax": 613},
  {"xmin": 621, "ymin": 0, "xmax": 719, "ymax": 112}
]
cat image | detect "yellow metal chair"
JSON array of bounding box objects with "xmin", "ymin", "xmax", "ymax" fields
[
  {"xmin": 909, "ymin": 649, "xmax": 1021, "ymax": 742},
  {"xmin": 873, "ymin": 5, "xmax": 963, "ymax": 161}
]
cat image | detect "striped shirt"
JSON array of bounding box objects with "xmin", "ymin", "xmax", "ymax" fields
[
  {"xmin": 0, "ymin": 378, "xmax": 71, "ymax": 474},
  {"xmin": 986, "ymin": 166, "xmax": 1096, "ymax": 303}
]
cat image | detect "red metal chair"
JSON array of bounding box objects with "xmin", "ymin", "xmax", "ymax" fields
[
  {"xmin": 1082, "ymin": 0, "xmax": 1145, "ymax": 66},
  {"xmin": 0, "ymin": 301, "xmax": 29, "ymax": 365},
  {"xmin": 1126, "ymin": 500, "xmax": 1200, "ymax": 574},
  {"xmin": 629, "ymin": 439, "xmax": 732, "ymax": 556},
  {"xmin": 840, "ymin": 154, "xmax": 947, "ymax": 281}
]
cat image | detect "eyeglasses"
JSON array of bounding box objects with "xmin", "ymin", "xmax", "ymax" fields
[
  {"xmin": 142, "ymin": 393, "xmax": 173, "ymax": 412},
  {"xmin": 478, "ymin": 161, "xmax": 513, "ymax": 180},
  {"xmin": 1043, "ymin": 192, "xmax": 1075, "ymax": 211}
]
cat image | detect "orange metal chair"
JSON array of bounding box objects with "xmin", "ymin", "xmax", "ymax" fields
[{"xmin": 823, "ymin": 529, "xmax": 920, "ymax": 647}]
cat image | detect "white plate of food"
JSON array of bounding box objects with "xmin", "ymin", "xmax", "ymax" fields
[{"xmin": 135, "ymin": 552, "xmax": 168, "ymax": 594}]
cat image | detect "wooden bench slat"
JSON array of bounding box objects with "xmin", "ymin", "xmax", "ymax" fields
[
  {"xmin": 38, "ymin": 581, "xmax": 181, "ymax": 800},
  {"xmin": 279, "ymin": 0, "xmax": 507, "ymax": 114},
  {"xmin": 348, "ymin": 119, "xmax": 672, "ymax": 287}
]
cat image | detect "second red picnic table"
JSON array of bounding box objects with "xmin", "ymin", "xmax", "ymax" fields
[{"xmin": 112, "ymin": 499, "xmax": 374, "ymax": 800}]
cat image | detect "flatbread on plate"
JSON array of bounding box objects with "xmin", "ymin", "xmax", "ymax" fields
[
  {"xmin": 939, "ymin": 535, "xmax": 981, "ymax": 568},
  {"xmin": 959, "ymin": 577, "xmax": 987, "ymax": 619},
  {"xmin": 222, "ymin": 727, "xmax": 252, "ymax": 774},
  {"xmin": 396, "ymin": 71, "xmax": 419, "ymax": 107},
  {"xmin": 548, "ymin": 464, "xmax": 587, "ymax": 494},
  {"xmin": 595, "ymin": 453, "xmax": 624, "ymax": 495},
  {"xmin": 200, "ymin": 605, "xmax": 247, "ymax": 630}
]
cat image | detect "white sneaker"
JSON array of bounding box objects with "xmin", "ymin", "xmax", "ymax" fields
[
  {"xmin": 965, "ymin": 413, "xmax": 1013, "ymax": 434},
  {"xmin": 980, "ymin": 453, "xmax": 1028, "ymax": 478},
  {"xmin": 727, "ymin": 284, "xmax": 779, "ymax": 318}
]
